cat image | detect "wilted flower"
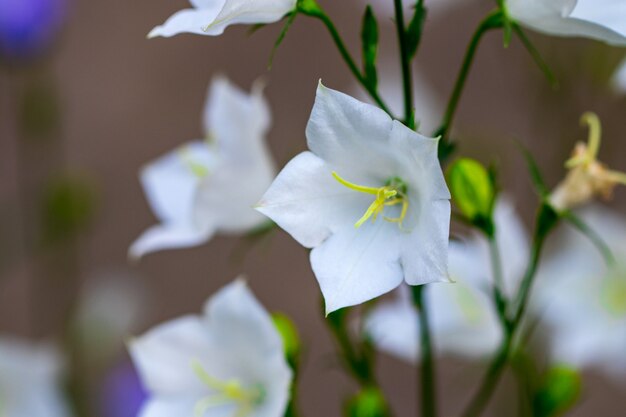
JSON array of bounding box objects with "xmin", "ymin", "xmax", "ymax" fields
[
  {"xmin": 549, "ymin": 112, "xmax": 626, "ymax": 211},
  {"xmin": 0, "ymin": 337, "xmax": 71, "ymax": 417},
  {"xmin": 148, "ymin": 0, "xmax": 296, "ymax": 38},
  {"xmin": 365, "ymin": 200, "xmax": 528, "ymax": 361},
  {"xmin": 506, "ymin": 0, "xmax": 626, "ymax": 46},
  {"xmin": 0, "ymin": 0, "xmax": 67, "ymax": 62},
  {"xmin": 256, "ymin": 82, "xmax": 451, "ymax": 313},
  {"xmin": 129, "ymin": 279, "xmax": 292, "ymax": 417},
  {"xmin": 129, "ymin": 77, "xmax": 275, "ymax": 258},
  {"xmin": 535, "ymin": 205, "xmax": 626, "ymax": 379}
]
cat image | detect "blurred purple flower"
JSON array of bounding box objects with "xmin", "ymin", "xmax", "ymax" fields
[
  {"xmin": 0, "ymin": 0, "xmax": 67, "ymax": 62},
  {"xmin": 100, "ymin": 360, "xmax": 147, "ymax": 417}
]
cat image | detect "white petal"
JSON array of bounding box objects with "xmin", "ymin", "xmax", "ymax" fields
[
  {"xmin": 203, "ymin": 0, "xmax": 296, "ymax": 35},
  {"xmin": 311, "ymin": 220, "xmax": 404, "ymax": 314},
  {"xmin": 129, "ymin": 224, "xmax": 214, "ymax": 259},
  {"xmin": 256, "ymin": 151, "xmax": 367, "ymax": 248},
  {"xmin": 493, "ymin": 198, "xmax": 529, "ymax": 296},
  {"xmin": 306, "ymin": 82, "xmax": 397, "ymax": 182},
  {"xmin": 570, "ymin": 0, "xmax": 626, "ymax": 41},
  {"xmin": 140, "ymin": 141, "xmax": 214, "ymax": 225},
  {"xmin": 148, "ymin": 8, "xmax": 223, "ymax": 38},
  {"xmin": 203, "ymin": 77, "xmax": 271, "ymax": 155},
  {"xmin": 201, "ymin": 280, "xmax": 292, "ymax": 417},
  {"xmin": 129, "ymin": 316, "xmax": 212, "ymax": 396},
  {"xmin": 507, "ymin": 0, "xmax": 626, "ymax": 45},
  {"xmin": 139, "ymin": 397, "xmax": 235, "ymax": 417},
  {"xmin": 364, "ymin": 287, "xmax": 420, "ymax": 363},
  {"xmin": 401, "ymin": 200, "xmax": 451, "ymax": 285}
]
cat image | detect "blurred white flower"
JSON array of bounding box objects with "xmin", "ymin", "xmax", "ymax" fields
[
  {"xmin": 365, "ymin": 199, "xmax": 529, "ymax": 362},
  {"xmin": 130, "ymin": 77, "xmax": 275, "ymax": 258},
  {"xmin": 129, "ymin": 279, "xmax": 292, "ymax": 417},
  {"xmin": 256, "ymin": 82, "xmax": 451, "ymax": 313},
  {"xmin": 535, "ymin": 205, "xmax": 626, "ymax": 379},
  {"xmin": 0, "ymin": 337, "xmax": 71, "ymax": 417},
  {"xmin": 506, "ymin": 0, "xmax": 626, "ymax": 46},
  {"xmin": 148, "ymin": 0, "xmax": 296, "ymax": 38}
]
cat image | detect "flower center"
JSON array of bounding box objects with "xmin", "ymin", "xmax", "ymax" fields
[
  {"xmin": 599, "ymin": 272, "xmax": 626, "ymax": 317},
  {"xmin": 332, "ymin": 171, "xmax": 409, "ymax": 229},
  {"xmin": 192, "ymin": 360, "xmax": 265, "ymax": 417},
  {"xmin": 179, "ymin": 148, "xmax": 210, "ymax": 179}
]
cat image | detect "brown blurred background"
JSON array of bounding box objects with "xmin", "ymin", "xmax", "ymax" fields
[{"xmin": 1, "ymin": 0, "xmax": 626, "ymax": 416}]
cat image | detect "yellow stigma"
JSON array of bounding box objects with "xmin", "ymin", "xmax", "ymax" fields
[
  {"xmin": 191, "ymin": 360, "xmax": 264, "ymax": 417},
  {"xmin": 332, "ymin": 171, "xmax": 409, "ymax": 229},
  {"xmin": 179, "ymin": 149, "xmax": 210, "ymax": 179},
  {"xmin": 600, "ymin": 268, "xmax": 626, "ymax": 317}
]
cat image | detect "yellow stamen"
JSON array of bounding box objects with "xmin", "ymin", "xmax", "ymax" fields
[
  {"xmin": 332, "ymin": 171, "xmax": 409, "ymax": 229},
  {"xmin": 191, "ymin": 360, "xmax": 264, "ymax": 417},
  {"xmin": 179, "ymin": 149, "xmax": 210, "ymax": 178}
]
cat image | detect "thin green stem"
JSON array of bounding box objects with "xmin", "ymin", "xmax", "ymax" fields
[
  {"xmin": 512, "ymin": 24, "xmax": 558, "ymax": 88},
  {"xmin": 393, "ymin": 0, "xmax": 414, "ymax": 128},
  {"xmin": 412, "ymin": 286, "xmax": 437, "ymax": 417},
  {"xmin": 435, "ymin": 11, "xmax": 503, "ymax": 141},
  {"xmin": 300, "ymin": 5, "xmax": 393, "ymax": 117},
  {"xmin": 460, "ymin": 205, "xmax": 558, "ymax": 417},
  {"xmin": 487, "ymin": 235, "xmax": 508, "ymax": 321}
]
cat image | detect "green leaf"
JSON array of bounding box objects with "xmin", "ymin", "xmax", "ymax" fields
[
  {"xmin": 361, "ymin": 6, "xmax": 379, "ymax": 91},
  {"xmin": 272, "ymin": 313, "xmax": 301, "ymax": 368},
  {"xmin": 345, "ymin": 388, "xmax": 388, "ymax": 417},
  {"xmin": 406, "ymin": 0, "xmax": 427, "ymax": 58},
  {"xmin": 446, "ymin": 158, "xmax": 495, "ymax": 227},
  {"xmin": 516, "ymin": 141, "xmax": 549, "ymax": 198},
  {"xmin": 533, "ymin": 367, "xmax": 582, "ymax": 417}
]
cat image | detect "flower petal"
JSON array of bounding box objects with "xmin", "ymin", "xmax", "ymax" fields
[
  {"xmin": 311, "ymin": 220, "xmax": 404, "ymax": 314},
  {"xmin": 128, "ymin": 224, "xmax": 214, "ymax": 259},
  {"xmin": 256, "ymin": 151, "xmax": 367, "ymax": 248},
  {"xmin": 507, "ymin": 0, "xmax": 626, "ymax": 45},
  {"xmin": 203, "ymin": 77, "xmax": 271, "ymax": 158},
  {"xmin": 129, "ymin": 316, "xmax": 211, "ymax": 396},
  {"xmin": 148, "ymin": 8, "xmax": 222, "ymax": 38},
  {"xmin": 138, "ymin": 397, "xmax": 234, "ymax": 417},
  {"xmin": 203, "ymin": 0, "xmax": 296, "ymax": 35},
  {"xmin": 140, "ymin": 141, "xmax": 214, "ymax": 225},
  {"xmin": 401, "ymin": 200, "xmax": 451, "ymax": 285}
]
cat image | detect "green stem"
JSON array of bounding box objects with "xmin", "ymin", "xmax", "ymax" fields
[
  {"xmin": 300, "ymin": 4, "xmax": 394, "ymax": 117},
  {"xmin": 487, "ymin": 235, "xmax": 508, "ymax": 321},
  {"xmin": 393, "ymin": 0, "xmax": 414, "ymax": 128},
  {"xmin": 512, "ymin": 24, "xmax": 558, "ymax": 88},
  {"xmin": 412, "ymin": 286, "xmax": 437, "ymax": 417},
  {"xmin": 435, "ymin": 11, "xmax": 503, "ymax": 141},
  {"xmin": 460, "ymin": 204, "xmax": 558, "ymax": 417}
]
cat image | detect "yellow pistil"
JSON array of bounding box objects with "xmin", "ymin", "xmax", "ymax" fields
[
  {"xmin": 191, "ymin": 360, "xmax": 264, "ymax": 417},
  {"xmin": 179, "ymin": 149, "xmax": 210, "ymax": 179},
  {"xmin": 549, "ymin": 112, "xmax": 626, "ymax": 210},
  {"xmin": 332, "ymin": 171, "xmax": 409, "ymax": 228},
  {"xmin": 600, "ymin": 269, "xmax": 626, "ymax": 317}
]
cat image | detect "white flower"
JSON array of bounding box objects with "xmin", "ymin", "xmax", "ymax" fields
[
  {"xmin": 256, "ymin": 82, "xmax": 451, "ymax": 313},
  {"xmin": 129, "ymin": 279, "xmax": 292, "ymax": 417},
  {"xmin": 129, "ymin": 77, "xmax": 275, "ymax": 258},
  {"xmin": 148, "ymin": 0, "xmax": 296, "ymax": 38},
  {"xmin": 0, "ymin": 337, "xmax": 71, "ymax": 417},
  {"xmin": 506, "ymin": 0, "xmax": 626, "ymax": 46},
  {"xmin": 534, "ymin": 205, "xmax": 626, "ymax": 380},
  {"xmin": 365, "ymin": 200, "xmax": 529, "ymax": 362}
]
